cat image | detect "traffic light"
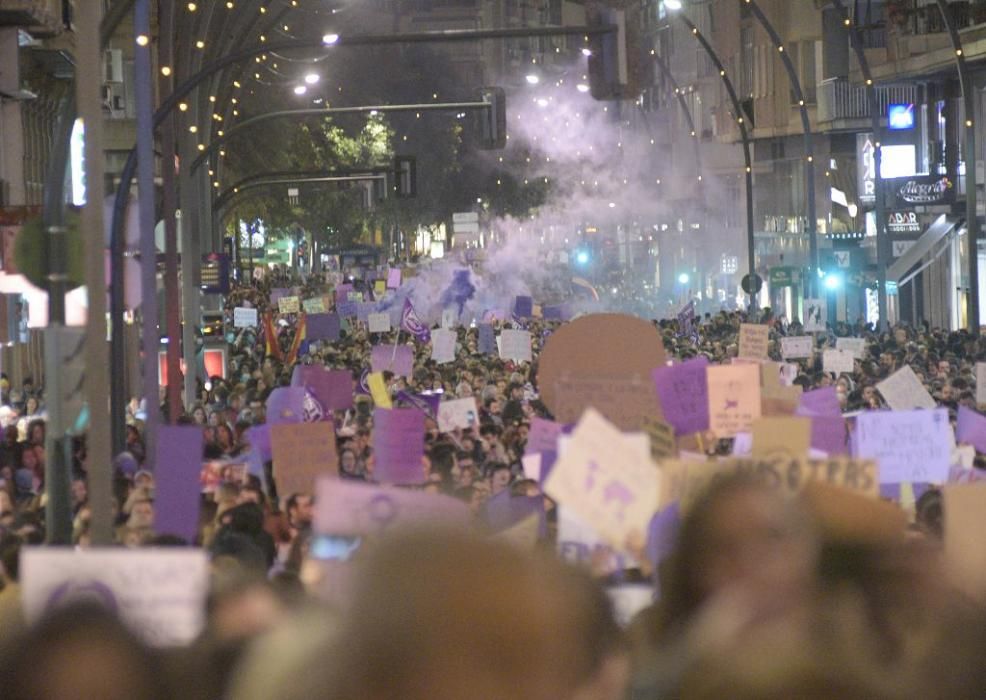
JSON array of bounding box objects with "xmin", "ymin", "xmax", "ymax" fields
[
  {"xmin": 585, "ymin": 1, "xmax": 648, "ymax": 101},
  {"xmin": 477, "ymin": 86, "xmax": 506, "ymax": 150}
]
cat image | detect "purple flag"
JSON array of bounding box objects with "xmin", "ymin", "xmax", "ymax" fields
[
  {"xmin": 247, "ymin": 424, "xmax": 272, "ymax": 462},
  {"xmin": 400, "ymin": 298, "xmax": 431, "ymax": 343},
  {"xmin": 154, "ymin": 426, "xmax": 205, "ymax": 542},
  {"xmin": 514, "ymin": 296, "xmax": 533, "ymax": 319},
  {"xmin": 291, "ymin": 365, "xmax": 354, "ymax": 412},
  {"xmin": 314, "ymin": 479, "xmax": 470, "ymax": 535},
  {"xmin": 956, "ymin": 406, "xmax": 986, "ymax": 454},
  {"xmin": 810, "ymin": 415, "xmax": 848, "ymax": 455},
  {"xmin": 266, "ymin": 387, "xmax": 307, "ymax": 424},
  {"xmin": 371, "ymin": 344, "xmax": 414, "ymax": 378},
  {"xmin": 372, "ymin": 408, "xmax": 426, "ymax": 484},
  {"xmin": 796, "ymin": 387, "xmax": 842, "ymax": 417},
  {"xmin": 334, "ymin": 283, "xmax": 353, "ymax": 302},
  {"xmin": 651, "ymin": 357, "xmax": 709, "ymax": 436},
  {"xmin": 478, "ymin": 323, "xmax": 496, "ymax": 354},
  {"xmin": 396, "ymin": 390, "xmax": 440, "ymax": 420},
  {"xmin": 306, "ymin": 313, "xmax": 341, "ymax": 342}
]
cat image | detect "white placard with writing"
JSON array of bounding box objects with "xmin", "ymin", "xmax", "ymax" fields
[
  {"xmin": 738, "ymin": 324, "xmax": 769, "ymax": 359},
  {"xmin": 781, "ymin": 336, "xmax": 813, "ymax": 360},
  {"xmin": 803, "ymin": 298, "xmax": 827, "ymax": 333},
  {"xmin": 278, "ymin": 296, "xmax": 300, "ymax": 314},
  {"xmin": 431, "ymin": 328, "xmax": 457, "ymax": 364},
  {"xmin": 545, "ymin": 409, "xmax": 660, "ymax": 551},
  {"xmin": 367, "ymin": 312, "xmax": 391, "ymax": 334},
  {"xmin": 436, "ymin": 397, "xmax": 479, "ymax": 432},
  {"xmin": 499, "ymin": 329, "xmax": 532, "ymax": 363},
  {"xmin": 855, "ymin": 408, "xmax": 951, "ymax": 484},
  {"xmin": 877, "ymin": 365, "xmax": 936, "ymax": 410},
  {"xmin": 823, "ymin": 348, "xmax": 855, "ymax": 375},
  {"xmin": 233, "ymin": 307, "xmax": 258, "ymax": 328},
  {"xmin": 21, "ymin": 548, "xmax": 209, "ymax": 646},
  {"xmin": 835, "ymin": 337, "xmax": 866, "ymax": 359}
]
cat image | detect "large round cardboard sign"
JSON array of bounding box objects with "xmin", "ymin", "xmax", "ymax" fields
[{"xmin": 536, "ymin": 314, "xmax": 666, "ymax": 430}]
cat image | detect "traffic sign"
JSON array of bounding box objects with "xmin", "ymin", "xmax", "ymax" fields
[{"xmin": 742, "ymin": 273, "xmax": 764, "ymax": 295}]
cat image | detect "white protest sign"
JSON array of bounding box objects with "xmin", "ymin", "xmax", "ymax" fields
[
  {"xmin": 233, "ymin": 307, "xmax": 258, "ymax": 328},
  {"xmin": 431, "ymin": 328, "xmax": 457, "ymax": 364},
  {"xmin": 21, "ymin": 548, "xmax": 209, "ymax": 646},
  {"xmin": 278, "ymin": 296, "xmax": 300, "ymax": 314},
  {"xmin": 545, "ymin": 408, "xmax": 660, "ymax": 550},
  {"xmin": 977, "ymin": 362, "xmax": 986, "ymax": 406},
  {"xmin": 437, "ymin": 397, "xmax": 479, "ymax": 432},
  {"xmin": 441, "ymin": 308, "xmax": 457, "ymax": 329},
  {"xmin": 556, "ymin": 505, "xmax": 640, "ymax": 572},
  {"xmin": 779, "ymin": 363, "xmax": 799, "ymax": 386},
  {"xmin": 803, "ymin": 298, "xmax": 827, "ymax": 332},
  {"xmin": 855, "ymin": 408, "xmax": 951, "ymax": 484},
  {"xmin": 738, "ymin": 323, "xmax": 769, "ymax": 360},
  {"xmin": 876, "ymin": 365, "xmax": 936, "ymax": 410},
  {"xmin": 781, "ymin": 336, "xmax": 813, "ymax": 360},
  {"xmin": 522, "ymin": 453, "xmax": 543, "ymax": 482},
  {"xmin": 302, "ymin": 297, "xmax": 327, "ymax": 314},
  {"xmin": 823, "ymin": 348, "xmax": 855, "ymax": 375},
  {"xmin": 836, "ymin": 337, "xmax": 866, "ymax": 359},
  {"xmin": 367, "ymin": 312, "xmax": 391, "ymax": 334},
  {"xmin": 499, "ymin": 329, "xmax": 532, "ymax": 363}
]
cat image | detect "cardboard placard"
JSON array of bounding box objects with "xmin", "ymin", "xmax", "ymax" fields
[
  {"xmin": 738, "ymin": 323, "xmax": 769, "ymax": 360},
  {"xmin": 835, "ymin": 337, "xmax": 866, "ymax": 359},
  {"xmin": 372, "ymin": 408, "xmax": 426, "ymax": 484},
  {"xmin": 876, "ymin": 365, "xmax": 936, "ymax": 410},
  {"xmin": 944, "ymin": 484, "xmax": 986, "ymax": 602},
  {"xmin": 314, "ymin": 478, "xmax": 469, "ymax": 535},
  {"xmin": 307, "ymin": 313, "xmax": 341, "ymax": 342},
  {"xmin": 660, "ymin": 456, "xmax": 879, "ymax": 511},
  {"xmin": 271, "ymin": 422, "xmax": 339, "ymax": 496},
  {"xmin": 233, "ymin": 307, "xmax": 258, "ymax": 328},
  {"xmin": 302, "ymin": 297, "xmax": 327, "ymax": 314},
  {"xmin": 652, "ymin": 357, "xmax": 710, "ymax": 436},
  {"xmin": 823, "ymin": 348, "xmax": 855, "ymax": 375},
  {"xmin": 21, "ymin": 549, "xmax": 209, "ymax": 646},
  {"xmin": 643, "ymin": 417, "xmax": 676, "ymax": 460},
  {"xmin": 431, "ymin": 328, "xmax": 457, "ymax": 364},
  {"xmin": 437, "ymin": 397, "xmax": 479, "ymax": 432},
  {"xmin": 278, "ymin": 296, "xmax": 300, "ymax": 314},
  {"xmin": 368, "ymin": 312, "xmax": 391, "ymax": 334},
  {"xmin": 499, "ymin": 329, "xmax": 533, "ymax": 363},
  {"xmin": 855, "ymin": 408, "xmax": 951, "ymax": 484},
  {"xmin": 545, "ymin": 409, "xmax": 660, "ymax": 550},
  {"xmin": 803, "ymin": 298, "xmax": 827, "ymax": 332},
  {"xmin": 370, "ymin": 344, "xmax": 414, "ymax": 378},
  {"xmin": 553, "ymin": 376, "xmax": 661, "ymax": 432},
  {"xmin": 751, "ymin": 416, "xmax": 811, "ymax": 460},
  {"xmin": 706, "ymin": 364, "xmax": 762, "ymax": 438},
  {"xmin": 780, "ymin": 336, "xmax": 813, "ymax": 360}
]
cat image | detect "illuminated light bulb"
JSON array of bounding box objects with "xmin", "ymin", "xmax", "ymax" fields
[
  {"xmin": 136, "ymin": 34, "xmax": 149, "ymax": 46},
  {"xmin": 322, "ymin": 33, "xmax": 339, "ymax": 45},
  {"xmin": 189, "ymin": 125, "xmax": 198, "ymax": 133},
  {"xmin": 197, "ymin": 144, "xmax": 205, "ymax": 151},
  {"xmin": 576, "ymin": 83, "xmax": 589, "ymax": 93},
  {"xmin": 161, "ymin": 66, "xmax": 171, "ymax": 76},
  {"xmin": 233, "ymin": 81, "xmax": 241, "ymax": 88},
  {"xmin": 217, "ymin": 130, "xmax": 224, "ymax": 136},
  {"xmin": 226, "ymin": 1, "xmax": 234, "ymax": 8},
  {"xmin": 209, "ymin": 95, "xmax": 216, "ymax": 102},
  {"xmin": 293, "ymin": 85, "xmax": 307, "ymax": 95},
  {"xmin": 178, "ymin": 102, "xmax": 188, "ymax": 111},
  {"xmin": 196, "ymin": 40, "xmax": 205, "ymax": 49},
  {"xmin": 304, "ymin": 73, "xmax": 319, "ymax": 85},
  {"xmin": 187, "ymin": 1, "xmax": 196, "ymax": 10}
]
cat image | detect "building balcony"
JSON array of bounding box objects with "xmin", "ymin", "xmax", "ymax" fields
[
  {"xmin": 0, "ymin": 0, "xmax": 63, "ymax": 36},
  {"xmin": 817, "ymin": 77, "xmax": 919, "ymax": 129}
]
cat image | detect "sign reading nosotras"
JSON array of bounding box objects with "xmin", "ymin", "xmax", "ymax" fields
[
  {"xmin": 659, "ymin": 456, "xmax": 879, "ymax": 511},
  {"xmin": 781, "ymin": 336, "xmax": 813, "ymax": 360},
  {"xmin": 738, "ymin": 324, "xmax": 770, "ymax": 360}
]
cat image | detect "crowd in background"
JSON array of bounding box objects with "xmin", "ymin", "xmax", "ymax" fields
[{"xmin": 0, "ymin": 268, "xmax": 983, "ymax": 698}]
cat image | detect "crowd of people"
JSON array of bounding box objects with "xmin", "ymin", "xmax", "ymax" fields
[{"xmin": 0, "ymin": 265, "xmax": 984, "ymax": 698}]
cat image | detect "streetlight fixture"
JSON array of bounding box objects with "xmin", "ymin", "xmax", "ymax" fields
[
  {"xmin": 525, "ymin": 74, "xmax": 540, "ymax": 85},
  {"xmin": 322, "ymin": 33, "xmax": 339, "ymax": 45},
  {"xmin": 665, "ymin": 0, "xmax": 684, "ymax": 10},
  {"xmin": 304, "ymin": 73, "xmax": 319, "ymax": 85},
  {"xmin": 576, "ymin": 83, "xmax": 590, "ymax": 93},
  {"xmin": 678, "ymin": 272, "xmax": 690, "ymax": 285},
  {"xmin": 293, "ymin": 85, "xmax": 307, "ymax": 96}
]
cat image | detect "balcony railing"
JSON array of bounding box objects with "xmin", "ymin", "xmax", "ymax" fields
[
  {"xmin": 817, "ymin": 77, "xmax": 920, "ymax": 124},
  {"xmin": 888, "ymin": 0, "xmax": 980, "ymax": 36}
]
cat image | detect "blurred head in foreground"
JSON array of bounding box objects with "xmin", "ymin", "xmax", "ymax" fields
[{"xmin": 255, "ymin": 528, "xmax": 627, "ymax": 700}]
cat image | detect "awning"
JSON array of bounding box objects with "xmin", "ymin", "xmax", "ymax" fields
[{"xmin": 886, "ymin": 214, "xmax": 958, "ymax": 285}]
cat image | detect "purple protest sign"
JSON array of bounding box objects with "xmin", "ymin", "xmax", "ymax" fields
[
  {"xmin": 372, "ymin": 408, "xmax": 426, "ymax": 484},
  {"xmin": 948, "ymin": 465, "xmax": 986, "ymax": 484},
  {"xmin": 387, "ymin": 268, "xmax": 402, "ymax": 289},
  {"xmin": 270, "ymin": 288, "xmax": 291, "ymax": 306},
  {"xmin": 478, "ymin": 323, "xmax": 496, "ymax": 354},
  {"xmin": 646, "ymin": 503, "xmax": 680, "ymax": 572},
  {"xmin": 306, "ymin": 313, "xmax": 341, "ymax": 342},
  {"xmin": 796, "ymin": 387, "xmax": 842, "ymax": 417},
  {"xmin": 291, "ymin": 365, "xmax": 354, "ymax": 412},
  {"xmin": 357, "ymin": 302, "xmax": 376, "ymax": 323},
  {"xmin": 514, "ymin": 296, "xmax": 533, "ymax": 318},
  {"xmin": 334, "ymin": 284, "xmax": 353, "ymax": 302},
  {"xmin": 336, "ymin": 300, "xmax": 357, "ymax": 318},
  {"xmin": 811, "ymin": 415, "xmax": 848, "ymax": 455},
  {"xmin": 314, "ymin": 478, "xmax": 470, "ymax": 535},
  {"xmin": 153, "ymin": 426, "xmax": 205, "ymax": 543},
  {"xmin": 396, "ymin": 391, "xmax": 440, "ymax": 420},
  {"xmin": 266, "ymin": 387, "xmax": 307, "ymax": 424},
  {"xmin": 651, "ymin": 357, "xmax": 709, "ymax": 436},
  {"xmin": 956, "ymin": 406, "xmax": 986, "ymax": 454},
  {"xmin": 483, "ymin": 489, "xmax": 546, "ymax": 536},
  {"xmin": 543, "ymin": 305, "xmax": 568, "ymax": 321},
  {"xmin": 371, "ymin": 344, "xmax": 414, "ymax": 378},
  {"xmin": 247, "ymin": 424, "xmax": 272, "ymax": 462},
  {"xmin": 526, "ymin": 417, "xmax": 564, "ymax": 456}
]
